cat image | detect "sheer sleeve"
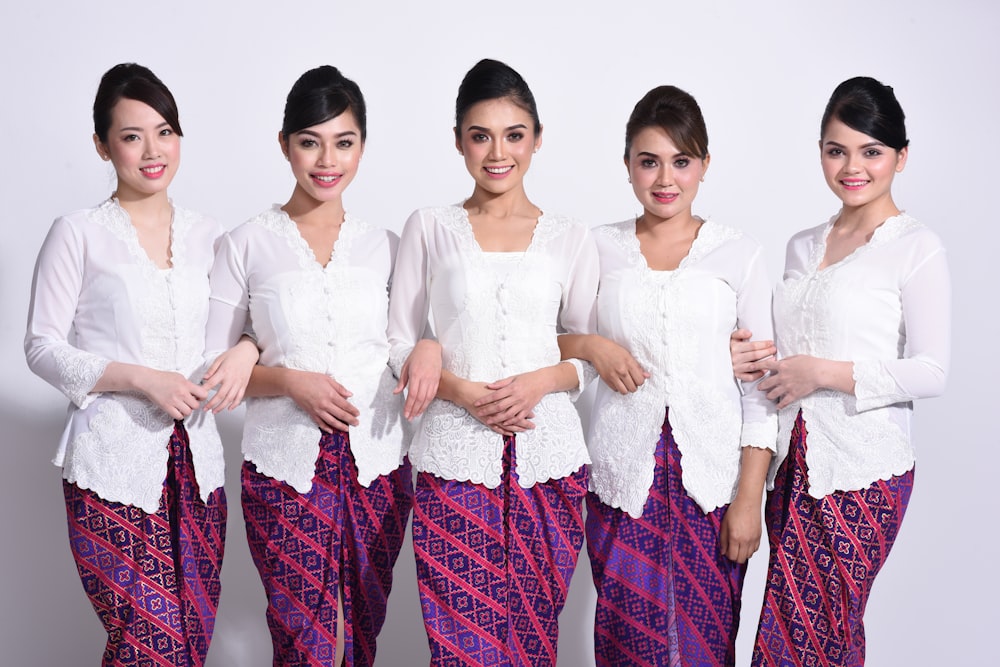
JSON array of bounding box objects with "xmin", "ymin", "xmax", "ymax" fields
[
  {"xmin": 205, "ymin": 232, "xmax": 252, "ymax": 363},
  {"xmin": 24, "ymin": 217, "xmax": 109, "ymax": 408},
  {"xmin": 387, "ymin": 210, "xmax": 431, "ymax": 377},
  {"xmin": 735, "ymin": 245, "xmax": 778, "ymax": 450},
  {"xmin": 854, "ymin": 247, "xmax": 950, "ymax": 411},
  {"xmin": 557, "ymin": 226, "xmax": 599, "ymax": 395}
]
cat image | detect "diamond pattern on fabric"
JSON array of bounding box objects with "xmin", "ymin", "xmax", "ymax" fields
[
  {"xmin": 242, "ymin": 430, "xmax": 412, "ymax": 666},
  {"xmin": 412, "ymin": 435, "xmax": 587, "ymax": 666},
  {"xmin": 752, "ymin": 412, "xmax": 913, "ymax": 667},
  {"xmin": 587, "ymin": 411, "xmax": 746, "ymax": 666},
  {"xmin": 63, "ymin": 422, "xmax": 226, "ymax": 667}
]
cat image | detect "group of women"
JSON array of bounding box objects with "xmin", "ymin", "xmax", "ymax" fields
[{"xmin": 24, "ymin": 57, "xmax": 949, "ymax": 667}]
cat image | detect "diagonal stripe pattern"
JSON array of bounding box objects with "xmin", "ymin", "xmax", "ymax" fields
[
  {"xmin": 752, "ymin": 412, "xmax": 913, "ymax": 667},
  {"xmin": 63, "ymin": 422, "xmax": 227, "ymax": 666}
]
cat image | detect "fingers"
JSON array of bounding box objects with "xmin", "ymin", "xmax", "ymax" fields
[
  {"xmin": 392, "ymin": 365, "xmax": 408, "ymax": 396},
  {"xmin": 730, "ymin": 328, "xmax": 753, "ymax": 343},
  {"xmin": 404, "ymin": 378, "xmax": 437, "ymax": 420},
  {"xmin": 483, "ymin": 377, "xmax": 515, "ymax": 391}
]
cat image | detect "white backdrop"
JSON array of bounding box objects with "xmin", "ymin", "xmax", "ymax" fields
[{"xmin": 1, "ymin": 2, "xmax": 994, "ymax": 665}]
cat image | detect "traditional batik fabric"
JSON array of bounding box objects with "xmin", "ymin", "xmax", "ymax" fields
[
  {"xmin": 587, "ymin": 412, "xmax": 746, "ymax": 667},
  {"xmin": 242, "ymin": 430, "xmax": 413, "ymax": 667},
  {"xmin": 412, "ymin": 435, "xmax": 588, "ymax": 667},
  {"xmin": 752, "ymin": 413, "xmax": 914, "ymax": 667},
  {"xmin": 63, "ymin": 422, "xmax": 227, "ymax": 667}
]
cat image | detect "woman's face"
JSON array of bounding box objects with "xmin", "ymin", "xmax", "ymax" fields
[
  {"xmin": 282, "ymin": 110, "xmax": 364, "ymax": 204},
  {"xmin": 95, "ymin": 98, "xmax": 180, "ymax": 200},
  {"xmin": 455, "ymin": 97, "xmax": 541, "ymax": 196},
  {"xmin": 626, "ymin": 126, "xmax": 708, "ymax": 225},
  {"xmin": 820, "ymin": 118, "xmax": 907, "ymax": 211}
]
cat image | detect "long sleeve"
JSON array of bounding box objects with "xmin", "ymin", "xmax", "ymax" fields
[
  {"xmin": 205, "ymin": 232, "xmax": 252, "ymax": 363},
  {"xmin": 736, "ymin": 245, "xmax": 778, "ymax": 449},
  {"xmin": 25, "ymin": 217, "xmax": 108, "ymax": 408},
  {"xmin": 853, "ymin": 246, "xmax": 950, "ymax": 411},
  {"xmin": 557, "ymin": 226, "xmax": 599, "ymax": 394},
  {"xmin": 387, "ymin": 210, "xmax": 431, "ymax": 377}
]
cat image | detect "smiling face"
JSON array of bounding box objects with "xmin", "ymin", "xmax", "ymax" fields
[
  {"xmin": 282, "ymin": 110, "xmax": 364, "ymax": 204},
  {"xmin": 95, "ymin": 97, "xmax": 180, "ymax": 200},
  {"xmin": 455, "ymin": 97, "xmax": 541, "ymax": 197},
  {"xmin": 820, "ymin": 118, "xmax": 907, "ymax": 214},
  {"xmin": 626, "ymin": 126, "xmax": 708, "ymax": 225}
]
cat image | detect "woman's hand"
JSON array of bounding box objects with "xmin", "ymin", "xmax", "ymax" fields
[
  {"xmin": 201, "ymin": 336, "xmax": 260, "ymax": 413},
  {"xmin": 283, "ymin": 369, "xmax": 360, "ymax": 433},
  {"xmin": 447, "ymin": 376, "xmax": 535, "ymax": 436},
  {"xmin": 473, "ymin": 370, "xmax": 551, "ymax": 428},
  {"xmin": 134, "ymin": 369, "xmax": 209, "ymax": 420},
  {"xmin": 730, "ymin": 328, "xmax": 776, "ymax": 382},
  {"xmin": 719, "ymin": 494, "xmax": 763, "ymax": 563},
  {"xmin": 588, "ymin": 336, "xmax": 649, "ymax": 394},
  {"xmin": 757, "ymin": 355, "xmax": 855, "ymax": 409},
  {"xmin": 394, "ymin": 339, "xmax": 442, "ymax": 420}
]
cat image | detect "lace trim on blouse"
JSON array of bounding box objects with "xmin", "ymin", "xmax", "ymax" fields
[
  {"xmin": 406, "ymin": 206, "xmax": 590, "ymax": 489},
  {"xmin": 241, "ymin": 208, "xmax": 406, "ymax": 490},
  {"xmin": 773, "ymin": 213, "xmax": 922, "ymax": 498},
  {"xmin": 589, "ymin": 219, "xmax": 773, "ymax": 515}
]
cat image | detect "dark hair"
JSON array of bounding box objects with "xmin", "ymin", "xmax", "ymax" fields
[
  {"xmin": 93, "ymin": 63, "xmax": 182, "ymax": 143},
  {"xmin": 281, "ymin": 66, "xmax": 367, "ymax": 141},
  {"xmin": 454, "ymin": 59, "xmax": 541, "ymax": 136},
  {"xmin": 624, "ymin": 86, "xmax": 708, "ymax": 161},
  {"xmin": 821, "ymin": 76, "xmax": 908, "ymax": 150}
]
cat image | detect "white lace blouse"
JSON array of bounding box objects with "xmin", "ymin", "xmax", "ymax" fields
[
  {"xmin": 387, "ymin": 205, "xmax": 599, "ymax": 489},
  {"xmin": 25, "ymin": 199, "xmax": 225, "ymax": 513},
  {"xmin": 772, "ymin": 213, "xmax": 950, "ymax": 498},
  {"xmin": 588, "ymin": 219, "xmax": 777, "ymax": 517},
  {"xmin": 206, "ymin": 206, "xmax": 409, "ymax": 492}
]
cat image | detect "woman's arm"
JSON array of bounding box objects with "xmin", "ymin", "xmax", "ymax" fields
[
  {"xmin": 246, "ymin": 365, "xmax": 359, "ymax": 433},
  {"xmin": 719, "ymin": 445, "xmax": 772, "ymax": 563},
  {"xmin": 387, "ymin": 211, "xmax": 442, "ymax": 419},
  {"xmin": 558, "ymin": 333, "xmax": 649, "ymax": 394}
]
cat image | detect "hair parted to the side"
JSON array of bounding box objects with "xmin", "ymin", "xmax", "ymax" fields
[
  {"xmin": 821, "ymin": 76, "xmax": 908, "ymax": 151},
  {"xmin": 282, "ymin": 66, "xmax": 367, "ymax": 141},
  {"xmin": 624, "ymin": 85, "xmax": 708, "ymax": 161},
  {"xmin": 93, "ymin": 63, "xmax": 182, "ymax": 143},
  {"xmin": 454, "ymin": 59, "xmax": 541, "ymax": 137}
]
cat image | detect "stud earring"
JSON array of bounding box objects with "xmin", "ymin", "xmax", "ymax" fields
[{"xmin": 627, "ymin": 177, "xmax": 632, "ymax": 184}]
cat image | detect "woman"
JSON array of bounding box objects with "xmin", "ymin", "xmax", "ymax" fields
[
  {"xmin": 24, "ymin": 63, "xmax": 255, "ymax": 666},
  {"xmin": 387, "ymin": 58, "xmax": 599, "ymax": 666},
  {"xmin": 742, "ymin": 77, "xmax": 950, "ymax": 666},
  {"xmin": 559, "ymin": 85, "xmax": 776, "ymax": 666},
  {"xmin": 206, "ymin": 65, "xmax": 429, "ymax": 667}
]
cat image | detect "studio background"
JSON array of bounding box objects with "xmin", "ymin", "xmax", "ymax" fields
[{"xmin": 1, "ymin": 2, "xmax": 993, "ymax": 664}]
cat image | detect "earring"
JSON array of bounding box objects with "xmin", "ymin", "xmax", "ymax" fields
[
  {"xmin": 700, "ymin": 177, "xmax": 705, "ymax": 182},
  {"xmin": 627, "ymin": 177, "xmax": 632, "ymax": 184}
]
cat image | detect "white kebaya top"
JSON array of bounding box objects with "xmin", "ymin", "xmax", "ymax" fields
[
  {"xmin": 206, "ymin": 206, "xmax": 409, "ymax": 492},
  {"xmin": 772, "ymin": 213, "xmax": 950, "ymax": 498},
  {"xmin": 387, "ymin": 205, "xmax": 599, "ymax": 489},
  {"xmin": 588, "ymin": 219, "xmax": 778, "ymax": 517},
  {"xmin": 25, "ymin": 199, "xmax": 225, "ymax": 513}
]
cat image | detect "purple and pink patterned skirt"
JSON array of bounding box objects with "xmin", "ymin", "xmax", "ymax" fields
[
  {"xmin": 586, "ymin": 410, "xmax": 746, "ymax": 667},
  {"xmin": 241, "ymin": 430, "xmax": 413, "ymax": 667},
  {"xmin": 63, "ymin": 421, "xmax": 227, "ymax": 667},
  {"xmin": 412, "ymin": 435, "xmax": 588, "ymax": 667},
  {"xmin": 751, "ymin": 411, "xmax": 914, "ymax": 667}
]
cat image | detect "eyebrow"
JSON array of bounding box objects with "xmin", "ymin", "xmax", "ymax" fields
[
  {"xmin": 295, "ymin": 128, "xmax": 359, "ymax": 138},
  {"xmin": 824, "ymin": 139, "xmax": 885, "ymax": 148},
  {"xmin": 466, "ymin": 124, "xmax": 528, "ymax": 133},
  {"xmin": 636, "ymin": 150, "xmax": 689, "ymax": 159},
  {"xmin": 119, "ymin": 121, "xmax": 171, "ymax": 132}
]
